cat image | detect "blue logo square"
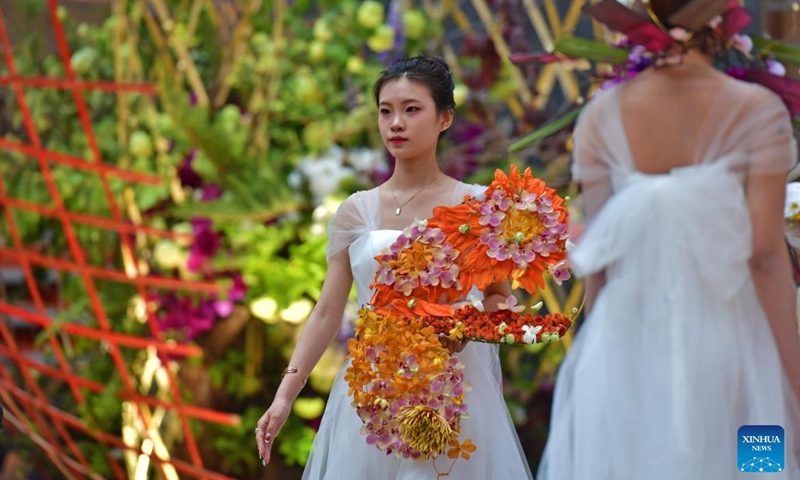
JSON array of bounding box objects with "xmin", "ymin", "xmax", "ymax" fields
[{"xmin": 738, "ymin": 425, "xmax": 785, "ymax": 473}]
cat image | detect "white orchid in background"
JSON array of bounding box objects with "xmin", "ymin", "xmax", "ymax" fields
[
  {"xmin": 348, "ymin": 148, "xmax": 386, "ymax": 173},
  {"xmin": 296, "ymin": 146, "xmax": 355, "ymax": 201}
]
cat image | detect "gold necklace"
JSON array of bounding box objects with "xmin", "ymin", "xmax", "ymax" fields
[{"xmin": 389, "ymin": 176, "xmax": 439, "ymax": 216}]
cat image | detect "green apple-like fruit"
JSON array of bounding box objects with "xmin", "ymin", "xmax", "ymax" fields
[
  {"xmin": 403, "ymin": 10, "xmax": 427, "ymax": 39},
  {"xmin": 367, "ymin": 25, "xmax": 395, "ymax": 53},
  {"xmin": 313, "ymin": 19, "xmax": 333, "ymax": 42},
  {"xmin": 129, "ymin": 130, "xmax": 153, "ymax": 158},
  {"xmin": 357, "ymin": 1, "xmax": 385, "ymax": 29},
  {"xmin": 346, "ymin": 56, "xmax": 365, "ymax": 74}
]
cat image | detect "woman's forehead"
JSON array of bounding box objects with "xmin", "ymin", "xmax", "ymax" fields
[{"xmin": 378, "ymin": 77, "xmax": 433, "ymax": 104}]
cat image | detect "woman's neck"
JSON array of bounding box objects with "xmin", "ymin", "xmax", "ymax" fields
[{"xmin": 389, "ymin": 156, "xmax": 444, "ymax": 190}]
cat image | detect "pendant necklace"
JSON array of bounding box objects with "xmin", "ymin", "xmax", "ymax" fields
[{"xmin": 389, "ymin": 175, "xmax": 439, "ymax": 215}]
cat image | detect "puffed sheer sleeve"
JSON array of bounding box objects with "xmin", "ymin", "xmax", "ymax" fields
[
  {"xmin": 571, "ymin": 99, "xmax": 614, "ymax": 226},
  {"xmin": 325, "ymin": 191, "xmax": 372, "ymax": 261},
  {"xmin": 736, "ymin": 89, "xmax": 798, "ymax": 176}
]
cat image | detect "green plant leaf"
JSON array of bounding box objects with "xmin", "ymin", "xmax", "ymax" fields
[
  {"xmin": 508, "ymin": 106, "xmax": 583, "ymax": 152},
  {"xmin": 554, "ymin": 36, "xmax": 629, "ymax": 66},
  {"xmin": 753, "ymin": 36, "xmax": 800, "ymax": 65}
]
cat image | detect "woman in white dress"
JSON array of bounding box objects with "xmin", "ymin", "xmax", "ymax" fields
[
  {"xmin": 255, "ymin": 55, "xmax": 533, "ymax": 479},
  {"xmin": 538, "ymin": 1, "xmax": 800, "ymax": 479}
]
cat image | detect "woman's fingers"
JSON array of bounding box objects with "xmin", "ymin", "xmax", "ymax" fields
[
  {"xmin": 438, "ymin": 334, "xmax": 466, "ymax": 353},
  {"xmin": 261, "ymin": 416, "xmax": 281, "ymax": 465},
  {"xmin": 255, "ymin": 413, "xmax": 270, "ymax": 463},
  {"xmin": 255, "ymin": 406, "xmax": 288, "ymax": 466}
]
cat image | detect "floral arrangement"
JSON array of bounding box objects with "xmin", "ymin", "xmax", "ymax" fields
[
  {"xmin": 372, "ymin": 165, "xmax": 571, "ymax": 317},
  {"xmin": 346, "ymin": 166, "xmax": 573, "ymax": 473},
  {"xmin": 431, "ymin": 300, "xmax": 574, "ymax": 345},
  {"xmin": 344, "ymin": 300, "xmax": 573, "ymax": 475},
  {"xmin": 508, "ymin": 0, "xmax": 800, "ymax": 152},
  {"xmin": 345, "ymin": 309, "xmax": 470, "ymax": 464}
]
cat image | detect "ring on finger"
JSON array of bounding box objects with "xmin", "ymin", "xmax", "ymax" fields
[{"xmin": 254, "ymin": 427, "xmax": 263, "ymax": 434}]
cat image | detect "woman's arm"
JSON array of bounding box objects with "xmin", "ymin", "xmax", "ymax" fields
[
  {"xmin": 582, "ymin": 271, "xmax": 606, "ymax": 316},
  {"xmin": 747, "ymin": 172, "xmax": 800, "ymax": 402},
  {"xmin": 256, "ymin": 248, "xmax": 354, "ymax": 463}
]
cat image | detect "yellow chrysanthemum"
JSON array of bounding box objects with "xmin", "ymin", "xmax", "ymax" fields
[{"xmin": 397, "ymin": 405, "xmax": 452, "ymax": 455}]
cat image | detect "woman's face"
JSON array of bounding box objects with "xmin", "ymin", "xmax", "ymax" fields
[{"xmin": 377, "ymin": 77, "xmax": 452, "ymax": 161}]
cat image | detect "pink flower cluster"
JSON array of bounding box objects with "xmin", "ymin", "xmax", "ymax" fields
[
  {"xmin": 478, "ymin": 188, "xmax": 568, "ymax": 270},
  {"xmin": 375, "ymin": 219, "xmax": 462, "ymax": 295},
  {"xmin": 355, "ymin": 355, "xmax": 468, "ymax": 459}
]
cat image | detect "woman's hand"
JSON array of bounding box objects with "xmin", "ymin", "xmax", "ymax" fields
[
  {"xmin": 255, "ymin": 397, "xmax": 292, "ymax": 466},
  {"xmin": 438, "ymin": 334, "xmax": 467, "ymax": 353}
]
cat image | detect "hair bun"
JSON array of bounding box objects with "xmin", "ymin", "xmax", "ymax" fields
[{"xmin": 422, "ymin": 55, "xmax": 452, "ymax": 73}]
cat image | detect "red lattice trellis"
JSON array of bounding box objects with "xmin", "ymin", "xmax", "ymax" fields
[{"xmin": 0, "ymin": 1, "xmax": 239, "ymax": 478}]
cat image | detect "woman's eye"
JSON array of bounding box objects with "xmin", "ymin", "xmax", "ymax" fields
[
  {"xmin": 407, "ymin": 106, "xmax": 419, "ymax": 112},
  {"xmin": 379, "ymin": 108, "xmax": 390, "ymax": 114}
]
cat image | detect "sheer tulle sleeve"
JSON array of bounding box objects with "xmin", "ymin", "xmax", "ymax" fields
[
  {"xmin": 325, "ymin": 191, "xmax": 374, "ymax": 261},
  {"xmin": 730, "ymin": 89, "xmax": 798, "ymax": 176},
  {"xmin": 571, "ymin": 99, "xmax": 615, "ymax": 226}
]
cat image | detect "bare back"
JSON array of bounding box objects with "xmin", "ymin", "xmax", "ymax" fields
[{"xmin": 619, "ymin": 60, "xmax": 732, "ymax": 174}]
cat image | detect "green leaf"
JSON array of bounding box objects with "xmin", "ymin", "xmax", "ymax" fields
[
  {"xmin": 554, "ymin": 36, "xmax": 629, "ymax": 66},
  {"xmin": 753, "ymin": 36, "xmax": 800, "ymax": 65},
  {"xmin": 508, "ymin": 106, "xmax": 584, "ymax": 153}
]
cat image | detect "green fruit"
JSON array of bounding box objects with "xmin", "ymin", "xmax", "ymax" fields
[
  {"xmin": 308, "ymin": 41, "xmax": 326, "ymax": 62},
  {"xmin": 293, "ymin": 397, "xmax": 325, "ymax": 420},
  {"xmin": 56, "ymin": 5, "xmax": 68, "ymax": 22},
  {"xmin": 346, "ymin": 56, "xmax": 365, "ymax": 74},
  {"xmin": 453, "ymin": 84, "xmax": 469, "ymax": 106},
  {"xmin": 313, "ymin": 19, "xmax": 333, "ymax": 42},
  {"xmin": 357, "ymin": 1, "xmax": 384, "ymax": 29},
  {"xmin": 219, "ymin": 104, "xmax": 241, "ymax": 130},
  {"xmin": 155, "ymin": 113, "xmax": 174, "ymax": 133},
  {"xmin": 129, "ymin": 131, "xmax": 153, "ymax": 158},
  {"xmin": 403, "ymin": 10, "xmax": 427, "ymax": 39},
  {"xmin": 70, "ymin": 47, "xmax": 97, "ymax": 75},
  {"xmin": 294, "ymin": 75, "xmax": 323, "ymax": 106},
  {"xmin": 251, "ymin": 32, "xmax": 269, "ymax": 52},
  {"xmin": 367, "ymin": 25, "xmax": 395, "ymax": 53}
]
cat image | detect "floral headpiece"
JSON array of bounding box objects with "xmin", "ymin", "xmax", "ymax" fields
[{"xmin": 509, "ymin": 0, "xmax": 800, "ymax": 151}]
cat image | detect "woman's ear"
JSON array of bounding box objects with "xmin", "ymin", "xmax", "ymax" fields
[{"xmin": 439, "ymin": 108, "xmax": 454, "ymax": 132}]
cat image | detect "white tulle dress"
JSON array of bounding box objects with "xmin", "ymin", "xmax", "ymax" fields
[
  {"xmin": 538, "ymin": 82, "xmax": 800, "ymax": 479},
  {"xmin": 302, "ymin": 183, "xmax": 533, "ymax": 480}
]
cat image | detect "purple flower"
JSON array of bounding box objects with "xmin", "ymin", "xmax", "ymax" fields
[
  {"xmin": 177, "ymin": 151, "xmax": 203, "ymax": 189},
  {"xmin": 187, "ymin": 217, "xmax": 222, "ymax": 271},
  {"xmin": 154, "ymin": 292, "xmax": 217, "ymax": 341},
  {"xmin": 228, "ymin": 274, "xmax": 247, "ymax": 301},
  {"xmin": 213, "ymin": 299, "xmax": 233, "ymax": 317},
  {"xmin": 201, "ymin": 184, "xmax": 223, "ymax": 201},
  {"xmin": 191, "ymin": 218, "xmax": 221, "ymax": 257}
]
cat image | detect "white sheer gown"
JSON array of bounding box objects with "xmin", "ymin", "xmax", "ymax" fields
[
  {"xmin": 538, "ymin": 81, "xmax": 800, "ymax": 479},
  {"xmin": 303, "ymin": 183, "xmax": 533, "ymax": 479}
]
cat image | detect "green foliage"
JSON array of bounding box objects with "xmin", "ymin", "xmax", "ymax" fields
[
  {"xmin": 509, "ymin": 107, "xmax": 584, "ymax": 152},
  {"xmin": 208, "ymin": 348, "xmax": 262, "ymax": 400},
  {"xmin": 554, "ymin": 36, "xmax": 630, "ymax": 65},
  {"xmin": 276, "ymin": 414, "xmax": 317, "ymax": 467}
]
